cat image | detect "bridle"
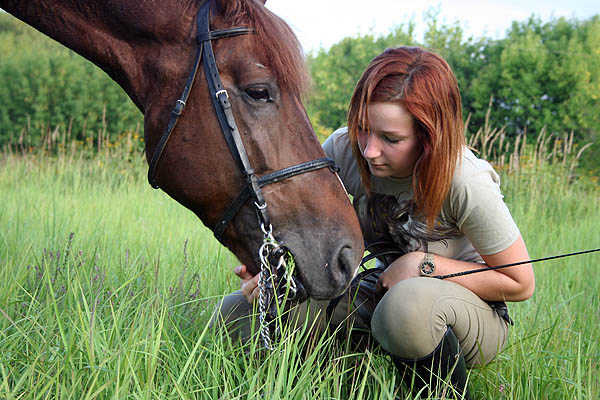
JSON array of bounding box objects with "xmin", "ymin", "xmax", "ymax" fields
[{"xmin": 146, "ymin": 1, "xmax": 340, "ymax": 348}]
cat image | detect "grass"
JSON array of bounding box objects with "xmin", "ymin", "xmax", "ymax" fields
[{"xmin": 0, "ymin": 139, "xmax": 599, "ymax": 399}]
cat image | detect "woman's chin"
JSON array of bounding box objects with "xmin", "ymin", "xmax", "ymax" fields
[{"xmin": 368, "ymin": 165, "xmax": 390, "ymax": 177}]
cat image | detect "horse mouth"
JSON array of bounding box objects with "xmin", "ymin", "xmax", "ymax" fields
[
  {"xmin": 260, "ymin": 245, "xmax": 309, "ymax": 306},
  {"xmin": 282, "ymin": 243, "xmax": 357, "ymax": 301},
  {"xmin": 269, "ymin": 229, "xmax": 361, "ymax": 302},
  {"xmin": 290, "ymin": 276, "xmax": 308, "ymax": 303},
  {"xmin": 277, "ymin": 248, "xmax": 308, "ymax": 303}
]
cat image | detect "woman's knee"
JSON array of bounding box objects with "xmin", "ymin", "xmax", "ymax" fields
[
  {"xmin": 371, "ymin": 278, "xmax": 447, "ymax": 359},
  {"xmin": 209, "ymin": 291, "xmax": 256, "ymax": 342}
]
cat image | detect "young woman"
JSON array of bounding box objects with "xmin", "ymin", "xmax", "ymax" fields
[{"xmin": 225, "ymin": 46, "xmax": 535, "ymax": 399}]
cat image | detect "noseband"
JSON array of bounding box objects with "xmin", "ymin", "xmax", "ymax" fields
[{"xmin": 147, "ymin": 1, "xmax": 340, "ymax": 348}]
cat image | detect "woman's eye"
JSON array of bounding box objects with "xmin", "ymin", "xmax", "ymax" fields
[
  {"xmin": 383, "ymin": 135, "xmax": 400, "ymax": 143},
  {"xmin": 245, "ymin": 87, "xmax": 271, "ymax": 101}
]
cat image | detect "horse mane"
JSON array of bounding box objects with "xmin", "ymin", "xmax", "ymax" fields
[{"xmin": 219, "ymin": 0, "xmax": 310, "ymax": 99}]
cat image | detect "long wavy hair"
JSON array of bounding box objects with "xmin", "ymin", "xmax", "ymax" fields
[{"xmin": 347, "ymin": 46, "xmax": 465, "ymax": 228}]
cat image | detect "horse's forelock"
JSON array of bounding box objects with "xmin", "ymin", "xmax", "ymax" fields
[{"xmin": 219, "ymin": 0, "xmax": 310, "ymax": 99}]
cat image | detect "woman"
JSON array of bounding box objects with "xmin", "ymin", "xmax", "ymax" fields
[{"xmin": 227, "ymin": 46, "xmax": 535, "ymax": 398}]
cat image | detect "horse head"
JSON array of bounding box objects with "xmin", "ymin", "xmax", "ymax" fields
[{"xmin": 0, "ymin": 0, "xmax": 364, "ymax": 300}]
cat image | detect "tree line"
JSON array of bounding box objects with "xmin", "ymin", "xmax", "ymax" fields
[
  {"xmin": 306, "ymin": 13, "xmax": 599, "ymax": 172},
  {"xmin": 0, "ymin": 14, "xmax": 142, "ymax": 148},
  {"xmin": 0, "ymin": 11, "xmax": 598, "ymax": 171}
]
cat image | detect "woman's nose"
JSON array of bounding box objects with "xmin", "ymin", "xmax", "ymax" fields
[{"xmin": 362, "ymin": 135, "xmax": 381, "ymax": 160}]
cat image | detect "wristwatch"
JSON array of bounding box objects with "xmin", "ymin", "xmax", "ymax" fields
[{"xmin": 419, "ymin": 253, "xmax": 436, "ymax": 277}]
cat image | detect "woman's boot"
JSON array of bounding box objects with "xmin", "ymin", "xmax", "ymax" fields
[{"xmin": 392, "ymin": 327, "xmax": 471, "ymax": 399}]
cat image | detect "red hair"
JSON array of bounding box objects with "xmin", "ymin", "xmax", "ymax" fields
[{"xmin": 348, "ymin": 47, "xmax": 465, "ymax": 228}]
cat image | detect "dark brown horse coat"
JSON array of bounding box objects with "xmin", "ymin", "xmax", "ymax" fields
[{"xmin": 0, "ymin": 0, "xmax": 364, "ymax": 300}]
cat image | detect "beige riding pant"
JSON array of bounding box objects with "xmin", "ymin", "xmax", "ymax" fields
[{"xmin": 211, "ymin": 277, "xmax": 509, "ymax": 366}]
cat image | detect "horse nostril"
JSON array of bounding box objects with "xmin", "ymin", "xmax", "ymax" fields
[{"xmin": 336, "ymin": 245, "xmax": 357, "ymax": 279}]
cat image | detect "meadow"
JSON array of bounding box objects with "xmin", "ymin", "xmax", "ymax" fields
[{"xmin": 0, "ymin": 133, "xmax": 599, "ymax": 399}]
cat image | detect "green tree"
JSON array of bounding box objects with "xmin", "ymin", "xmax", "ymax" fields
[
  {"xmin": 0, "ymin": 13, "xmax": 142, "ymax": 147},
  {"xmin": 468, "ymin": 16, "xmax": 599, "ymax": 141}
]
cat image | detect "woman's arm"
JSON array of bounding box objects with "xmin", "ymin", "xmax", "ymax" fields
[{"xmin": 376, "ymin": 234, "xmax": 535, "ymax": 302}]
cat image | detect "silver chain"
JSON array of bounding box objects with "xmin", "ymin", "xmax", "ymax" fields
[{"xmin": 257, "ymin": 223, "xmax": 297, "ymax": 350}]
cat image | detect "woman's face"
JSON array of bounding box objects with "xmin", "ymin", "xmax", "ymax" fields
[{"xmin": 358, "ymin": 101, "xmax": 423, "ymax": 178}]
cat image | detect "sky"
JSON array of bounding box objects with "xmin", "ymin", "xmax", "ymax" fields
[{"xmin": 265, "ymin": 0, "xmax": 599, "ymax": 53}]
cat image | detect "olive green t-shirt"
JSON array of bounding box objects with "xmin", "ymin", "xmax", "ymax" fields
[{"xmin": 323, "ymin": 127, "xmax": 520, "ymax": 262}]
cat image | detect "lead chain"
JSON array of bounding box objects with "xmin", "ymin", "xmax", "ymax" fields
[
  {"xmin": 258, "ymin": 224, "xmax": 277, "ymax": 350},
  {"xmin": 257, "ymin": 223, "xmax": 297, "ymax": 350}
]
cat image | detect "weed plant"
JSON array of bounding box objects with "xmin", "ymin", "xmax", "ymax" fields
[{"xmin": 0, "ymin": 130, "xmax": 598, "ymax": 399}]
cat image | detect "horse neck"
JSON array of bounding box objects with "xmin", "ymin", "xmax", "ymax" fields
[{"xmin": 0, "ymin": 0, "xmax": 198, "ymax": 113}]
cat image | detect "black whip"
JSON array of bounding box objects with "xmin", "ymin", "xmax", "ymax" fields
[{"xmin": 436, "ymin": 248, "xmax": 600, "ymax": 280}]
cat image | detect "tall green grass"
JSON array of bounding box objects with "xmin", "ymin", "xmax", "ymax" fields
[{"xmin": 0, "ymin": 138, "xmax": 598, "ymax": 399}]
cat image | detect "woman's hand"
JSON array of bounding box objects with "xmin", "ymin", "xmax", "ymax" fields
[
  {"xmin": 376, "ymin": 251, "xmax": 425, "ymax": 297},
  {"xmin": 234, "ymin": 265, "xmax": 260, "ymax": 304}
]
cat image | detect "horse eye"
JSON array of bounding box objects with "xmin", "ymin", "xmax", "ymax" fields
[{"xmin": 245, "ymin": 87, "xmax": 271, "ymax": 101}]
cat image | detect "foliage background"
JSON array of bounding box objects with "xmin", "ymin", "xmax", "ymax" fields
[
  {"xmin": 0, "ymin": 11, "xmax": 598, "ymax": 172},
  {"xmin": 0, "ymin": 14, "xmax": 142, "ymax": 150}
]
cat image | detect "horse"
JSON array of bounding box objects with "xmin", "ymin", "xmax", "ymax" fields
[{"xmin": 0, "ymin": 0, "xmax": 364, "ymax": 302}]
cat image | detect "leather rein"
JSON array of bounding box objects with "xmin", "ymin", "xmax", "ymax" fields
[{"xmin": 146, "ymin": 1, "xmax": 339, "ymax": 349}]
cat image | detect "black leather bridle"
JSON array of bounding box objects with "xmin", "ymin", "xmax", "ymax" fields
[{"xmin": 147, "ymin": 1, "xmax": 338, "ymax": 243}]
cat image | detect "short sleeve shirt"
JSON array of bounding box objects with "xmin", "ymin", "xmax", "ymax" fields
[{"xmin": 323, "ymin": 127, "xmax": 520, "ymax": 263}]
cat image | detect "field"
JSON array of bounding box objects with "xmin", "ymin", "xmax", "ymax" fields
[{"xmin": 0, "ymin": 143, "xmax": 599, "ymax": 399}]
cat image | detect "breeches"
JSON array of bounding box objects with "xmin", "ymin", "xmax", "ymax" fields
[{"xmin": 211, "ymin": 276, "xmax": 508, "ymax": 367}]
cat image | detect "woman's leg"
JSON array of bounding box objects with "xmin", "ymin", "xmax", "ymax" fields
[
  {"xmin": 210, "ymin": 291, "xmax": 330, "ymax": 344},
  {"xmin": 371, "ymin": 277, "xmax": 508, "ymax": 366},
  {"xmin": 371, "ymin": 277, "xmax": 508, "ymax": 398},
  {"xmin": 209, "ymin": 291, "xmax": 257, "ymax": 343},
  {"xmin": 326, "ymin": 268, "xmax": 382, "ymax": 349}
]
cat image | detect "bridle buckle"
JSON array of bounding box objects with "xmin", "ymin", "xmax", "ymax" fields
[{"xmin": 215, "ymin": 89, "xmax": 228, "ymax": 100}]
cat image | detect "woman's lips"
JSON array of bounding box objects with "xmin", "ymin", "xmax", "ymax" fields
[{"xmin": 369, "ymin": 162, "xmax": 386, "ymax": 168}]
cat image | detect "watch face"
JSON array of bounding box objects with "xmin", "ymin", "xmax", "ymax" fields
[{"xmin": 421, "ymin": 261, "xmax": 435, "ymax": 276}]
